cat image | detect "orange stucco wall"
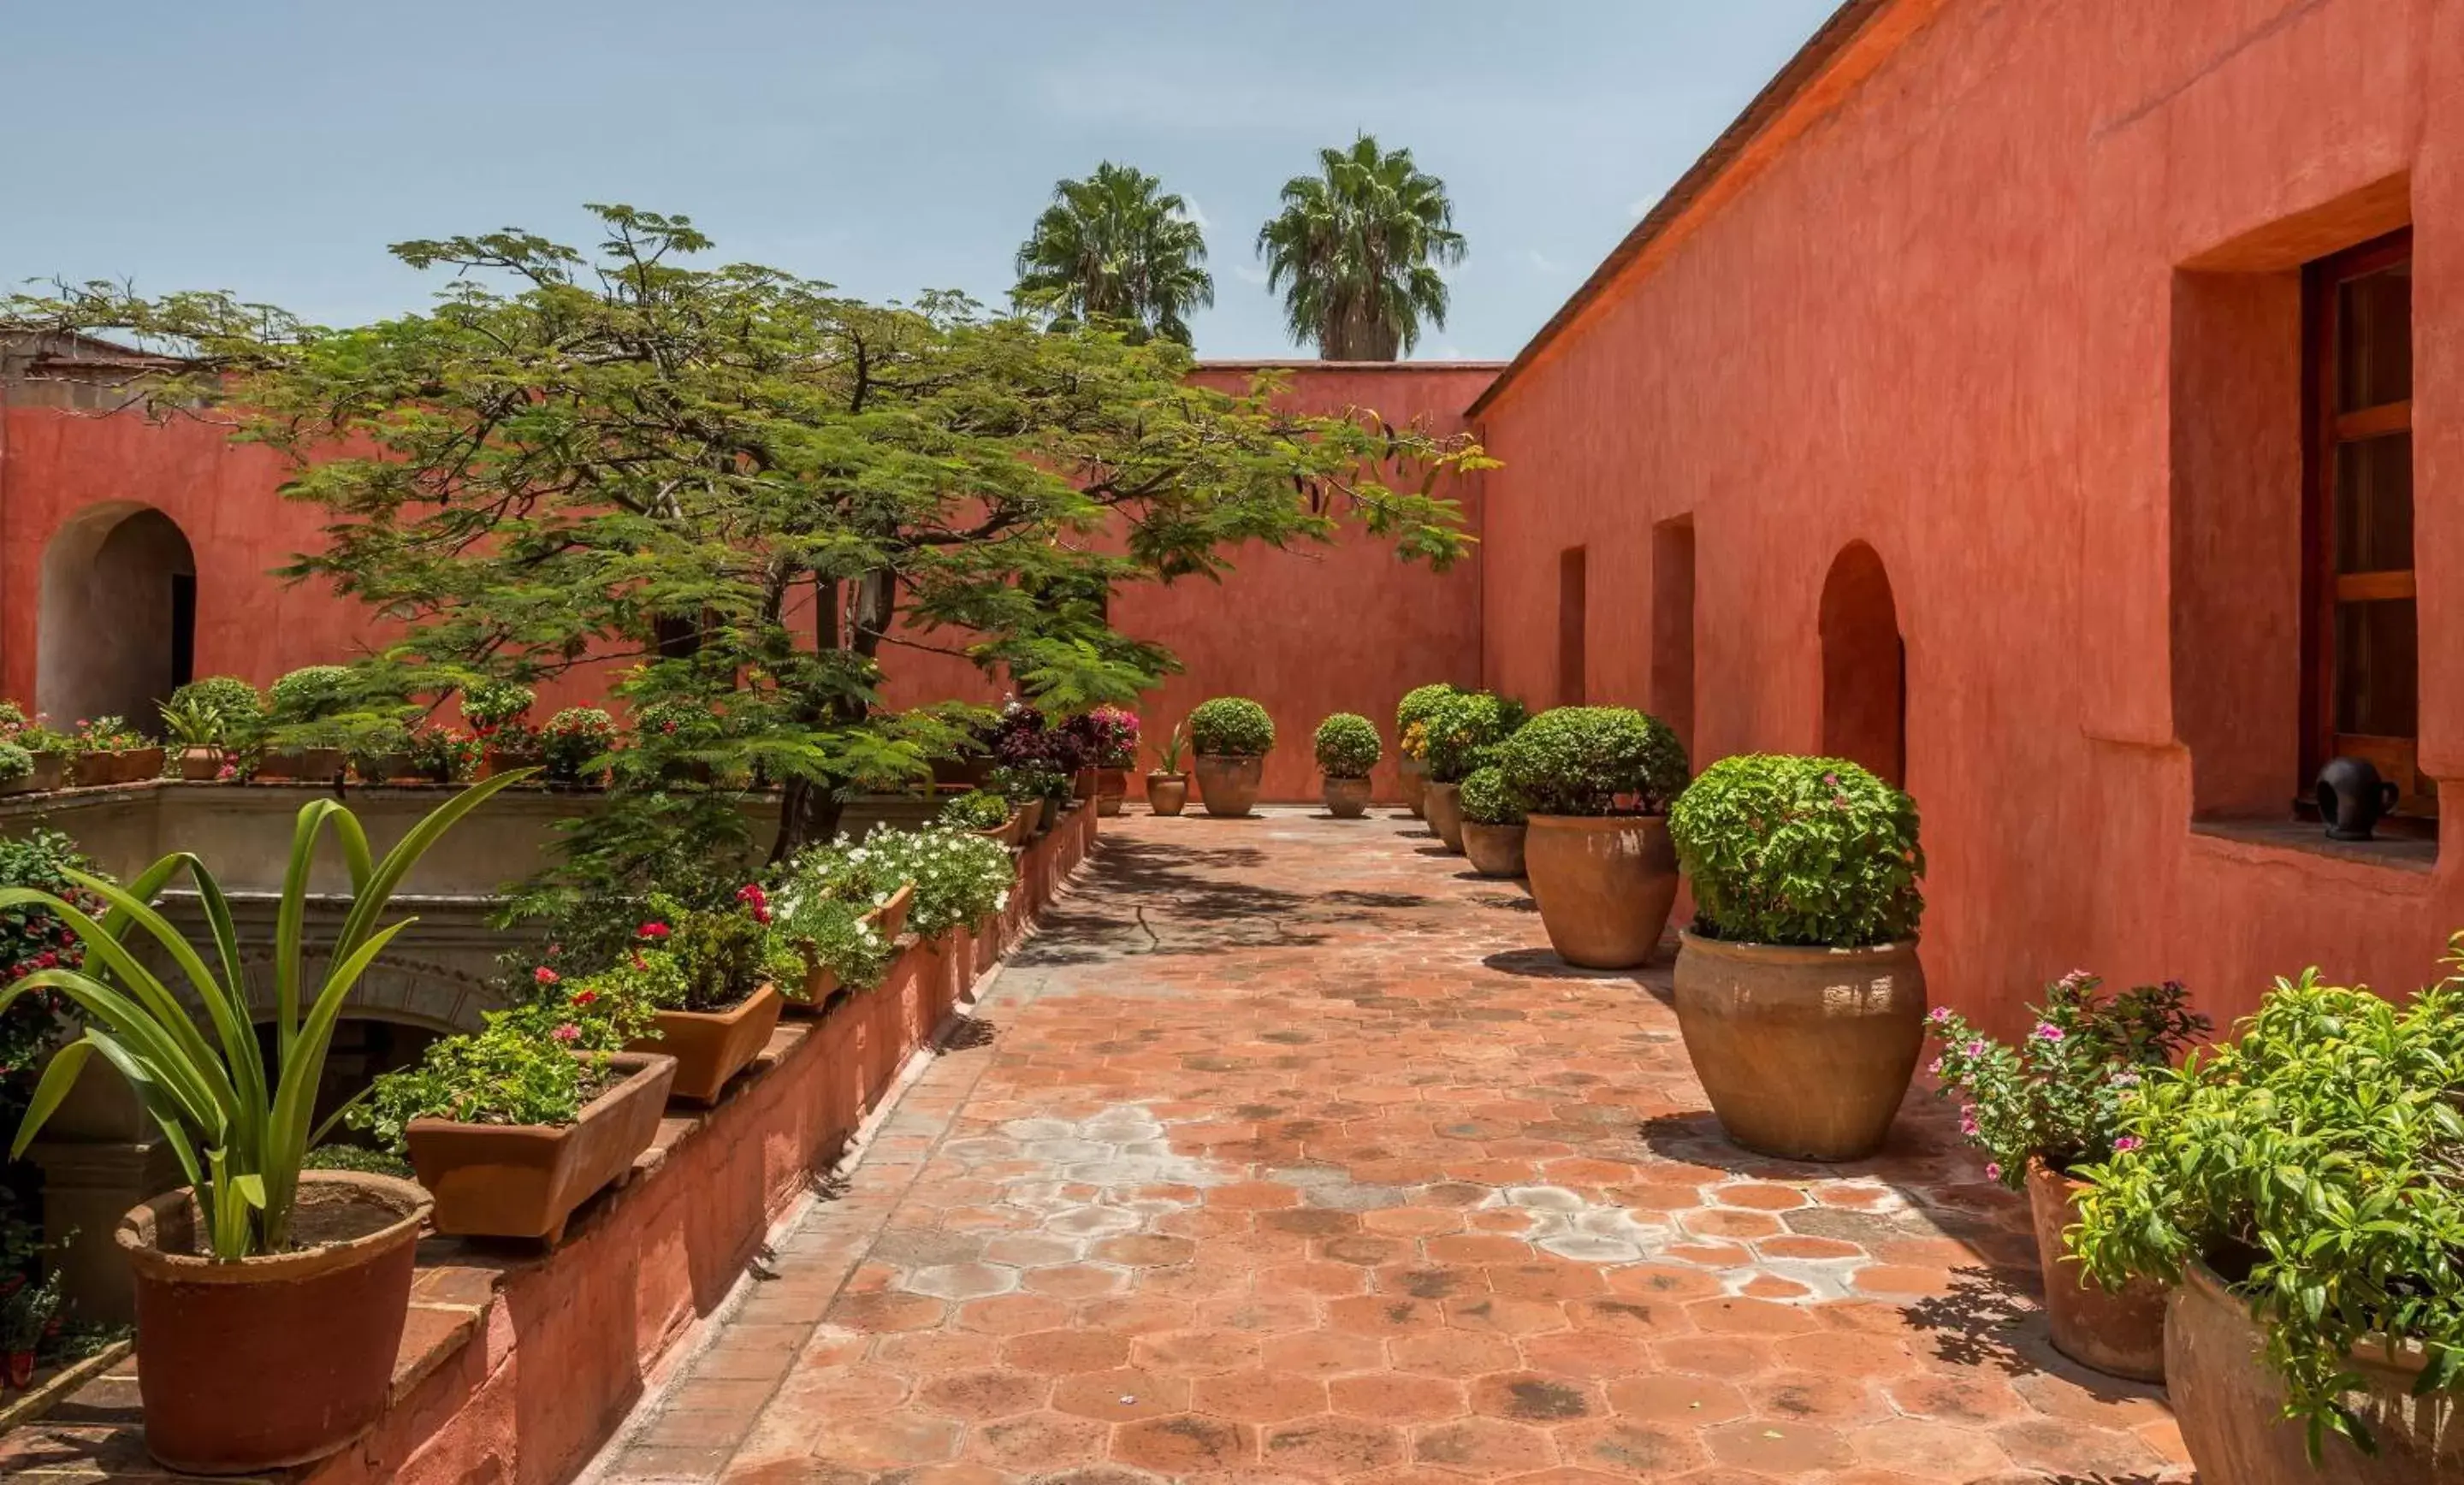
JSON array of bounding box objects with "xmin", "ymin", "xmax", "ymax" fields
[{"xmin": 1474, "ymin": 0, "xmax": 2464, "ymax": 1032}]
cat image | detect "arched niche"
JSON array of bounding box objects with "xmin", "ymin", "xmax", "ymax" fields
[
  {"xmin": 1819, "ymin": 541, "xmax": 1906, "ymax": 786},
  {"xmin": 37, "ymin": 502, "xmax": 197, "ymax": 731}
]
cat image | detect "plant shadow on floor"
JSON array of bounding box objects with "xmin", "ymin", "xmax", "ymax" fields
[
  {"xmin": 1010, "ymin": 837, "xmax": 1332, "ymax": 965},
  {"xmin": 935, "ymin": 1017, "xmax": 999, "ymax": 1053}
]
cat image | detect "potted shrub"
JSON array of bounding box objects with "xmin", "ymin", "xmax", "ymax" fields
[
  {"xmin": 769, "ymin": 866, "xmax": 910, "ymax": 1008},
  {"xmin": 540, "ymin": 706, "xmax": 617, "ymax": 787},
  {"xmin": 1419, "ymin": 691, "xmax": 1525, "ymax": 853},
  {"xmin": 988, "ymin": 767, "xmax": 1047, "ymax": 837},
  {"xmin": 1457, "ymin": 765, "xmax": 1527, "ymax": 878},
  {"xmin": 261, "ymin": 666, "xmax": 354, "ymax": 781},
  {"xmin": 1147, "ymin": 722, "xmax": 1191, "ymax": 817},
  {"xmin": 1496, "ymin": 707, "xmax": 1688, "ymax": 969},
  {"xmin": 2071, "ymin": 959, "xmax": 2464, "ymax": 1484},
  {"xmin": 1069, "ymin": 706, "xmax": 1140, "ymax": 816},
  {"xmin": 169, "ymin": 676, "xmax": 266, "ymax": 749},
  {"xmin": 345, "ymin": 720, "xmax": 418, "ymax": 785},
  {"xmin": 1926, "ymin": 975, "xmax": 2207, "ymax": 1380},
  {"xmin": 464, "ymin": 678, "xmax": 542, "ymax": 777},
  {"xmin": 1665, "ymin": 753, "xmax": 1924, "ymax": 1160},
  {"xmin": 1312, "ymin": 713, "xmax": 1381, "ymax": 819},
  {"xmin": 0, "ymin": 707, "xmax": 72, "ymax": 793},
  {"xmin": 1188, "ymin": 697, "xmax": 1274, "ymax": 818},
  {"xmin": 0, "ymin": 772, "xmax": 527, "ymax": 1471},
  {"xmin": 157, "ymin": 694, "xmax": 231, "ymax": 781},
  {"xmin": 941, "ymin": 788, "xmax": 1021, "ymax": 847},
  {"xmin": 0, "ymin": 742, "xmax": 35, "ymax": 798},
  {"xmin": 1394, "ymin": 683, "xmax": 1456, "ymax": 820},
  {"xmin": 616, "ymin": 889, "xmax": 787, "ymax": 1104}
]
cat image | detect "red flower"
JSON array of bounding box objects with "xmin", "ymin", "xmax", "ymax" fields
[
  {"xmin": 534, "ymin": 966, "xmax": 560, "ymax": 985},
  {"xmin": 736, "ymin": 883, "xmax": 771, "ymax": 924},
  {"xmin": 637, "ymin": 921, "xmax": 671, "ymax": 940},
  {"xmin": 571, "ymin": 989, "xmax": 600, "ymax": 1006},
  {"xmin": 32, "ymin": 952, "xmax": 56, "ymax": 969}
]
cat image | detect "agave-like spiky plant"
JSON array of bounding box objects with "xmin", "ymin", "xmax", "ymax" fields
[{"xmin": 1, "ymin": 772, "xmax": 530, "ymax": 1259}]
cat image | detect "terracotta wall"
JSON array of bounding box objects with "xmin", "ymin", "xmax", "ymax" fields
[{"xmin": 1474, "ymin": 0, "xmax": 2464, "ymax": 1032}]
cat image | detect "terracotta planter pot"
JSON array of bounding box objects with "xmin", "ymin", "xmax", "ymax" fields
[
  {"xmin": 262, "ymin": 747, "xmax": 346, "ymax": 783},
  {"xmin": 27, "ymin": 752, "xmax": 68, "ymax": 792},
  {"xmin": 1522, "ymin": 814, "xmax": 1679, "ymax": 969},
  {"xmin": 1461, "ymin": 820, "xmax": 1528, "ymax": 879},
  {"xmin": 0, "ymin": 769, "xmax": 36, "ymax": 796},
  {"xmin": 1194, "ymin": 754, "xmax": 1264, "ymax": 818},
  {"xmin": 117, "ymin": 1172, "xmax": 429, "ymax": 1473},
  {"xmin": 2170, "ymin": 1259, "xmax": 2462, "ymax": 1483},
  {"xmin": 405, "ymin": 1051, "xmax": 678, "ymax": 1244},
  {"xmin": 1074, "ymin": 766, "xmax": 1099, "ymax": 800},
  {"xmin": 625, "ymin": 982, "xmax": 785, "ymax": 1105},
  {"xmin": 1672, "ymin": 931, "xmax": 1926, "ymax": 1161},
  {"xmin": 177, "ymin": 745, "xmax": 225, "ymax": 782},
  {"xmin": 1323, "ymin": 775, "xmax": 1372, "ymax": 819},
  {"xmin": 1424, "ymin": 781, "xmax": 1466, "ymax": 850},
  {"xmin": 2026, "ymin": 1157, "xmax": 2166, "ymax": 1381},
  {"xmin": 481, "ymin": 747, "xmax": 542, "ymax": 780},
  {"xmin": 869, "ymin": 882, "xmax": 915, "ymax": 943},
  {"xmin": 1147, "ymin": 772, "xmax": 1188, "ymax": 816},
  {"xmin": 975, "ymin": 810, "xmax": 1027, "ymax": 849},
  {"xmin": 1399, "ymin": 756, "xmax": 1428, "ymax": 819},
  {"xmin": 1095, "ymin": 766, "xmax": 1128, "ymax": 817},
  {"xmin": 1016, "ymin": 796, "xmax": 1045, "ymax": 837}
]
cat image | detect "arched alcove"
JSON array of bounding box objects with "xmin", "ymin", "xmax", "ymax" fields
[
  {"xmin": 37, "ymin": 502, "xmax": 197, "ymax": 731},
  {"xmin": 1819, "ymin": 541, "xmax": 1906, "ymax": 785}
]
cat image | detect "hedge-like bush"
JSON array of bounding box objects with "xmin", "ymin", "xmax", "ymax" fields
[
  {"xmin": 170, "ymin": 677, "xmax": 266, "ymax": 740},
  {"xmin": 269, "ymin": 666, "xmax": 355, "ymax": 723},
  {"xmin": 1667, "ymin": 754, "xmax": 1922, "ymax": 947},
  {"xmin": 1457, "ymin": 766, "xmax": 1525, "ymax": 826},
  {"xmin": 1395, "ymin": 683, "xmax": 1457, "ymax": 741},
  {"xmin": 1312, "ymin": 713, "xmax": 1381, "ymax": 778},
  {"xmin": 1421, "ymin": 691, "xmax": 1526, "ymax": 784},
  {"xmin": 1188, "ymin": 697, "xmax": 1274, "ymax": 758},
  {"xmin": 1497, "ymin": 707, "xmax": 1687, "ymax": 817}
]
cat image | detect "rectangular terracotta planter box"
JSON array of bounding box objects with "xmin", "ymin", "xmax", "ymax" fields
[
  {"xmin": 405, "ymin": 1050, "xmax": 678, "ymax": 1245},
  {"xmin": 784, "ymin": 884, "xmax": 915, "ymax": 1011},
  {"xmin": 625, "ymin": 983, "xmax": 785, "ymax": 1105}
]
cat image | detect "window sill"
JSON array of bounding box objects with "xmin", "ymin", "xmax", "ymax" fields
[{"xmin": 2189, "ymin": 815, "xmax": 2437, "ymax": 876}]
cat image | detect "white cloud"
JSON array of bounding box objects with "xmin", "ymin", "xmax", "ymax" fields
[
  {"xmin": 1526, "ymin": 249, "xmax": 1563, "ymax": 275},
  {"xmin": 1231, "ymin": 263, "xmax": 1270, "ymax": 286}
]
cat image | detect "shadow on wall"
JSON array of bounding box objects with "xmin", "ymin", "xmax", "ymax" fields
[{"xmin": 38, "ymin": 500, "xmax": 196, "ymax": 731}]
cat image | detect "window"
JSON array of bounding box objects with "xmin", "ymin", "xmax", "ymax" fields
[
  {"xmin": 2302, "ymin": 231, "xmax": 2424, "ymax": 819},
  {"xmin": 1557, "ymin": 546, "xmax": 1587, "ymax": 707}
]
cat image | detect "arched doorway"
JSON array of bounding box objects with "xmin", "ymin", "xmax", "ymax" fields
[
  {"xmin": 37, "ymin": 503, "xmax": 196, "ymax": 732},
  {"xmin": 1819, "ymin": 541, "xmax": 1906, "ymax": 785}
]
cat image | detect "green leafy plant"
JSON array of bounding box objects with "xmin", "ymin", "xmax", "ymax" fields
[
  {"xmin": 169, "ymin": 677, "xmax": 265, "ymax": 739},
  {"xmin": 1924, "ymin": 973, "xmax": 2206, "ymax": 1187},
  {"xmin": 1395, "ymin": 683, "xmax": 1457, "ymax": 745},
  {"xmin": 1152, "ymin": 722, "xmax": 1190, "ymax": 774},
  {"xmin": 14, "ymin": 720, "xmax": 73, "ymax": 757},
  {"xmin": 789, "ymin": 827, "xmax": 1012, "ymax": 940},
  {"xmin": 0, "ymin": 745, "xmax": 30, "ymax": 787},
  {"xmin": 1419, "ymin": 690, "xmax": 1525, "ymax": 784},
  {"xmin": 0, "ymin": 1269, "xmax": 61, "ymax": 1353},
  {"xmin": 2071, "ymin": 950, "xmax": 2464, "ymax": 1458},
  {"xmin": 460, "ymin": 678, "xmax": 536, "ymax": 732},
  {"xmin": 939, "ymin": 790, "xmax": 1013, "ymax": 831},
  {"xmin": 0, "ymin": 831, "xmax": 106, "ymax": 1125},
  {"xmin": 352, "ymin": 1021, "xmax": 613, "ymax": 1152},
  {"xmin": 539, "ymin": 707, "xmax": 617, "ymax": 781},
  {"xmin": 407, "ymin": 726, "xmax": 480, "ymax": 783},
  {"xmin": 301, "ymin": 1143, "xmax": 415, "ymax": 1178},
  {"xmin": 610, "ymin": 894, "xmax": 776, "ymax": 1014},
  {"xmin": 70, "ymin": 717, "xmax": 146, "ymax": 754},
  {"xmin": 267, "ymin": 666, "xmax": 353, "ymax": 724},
  {"xmin": 767, "ymin": 888, "xmax": 898, "ymax": 999},
  {"xmin": 1667, "ymin": 754, "xmax": 1921, "ymax": 947},
  {"xmin": 345, "ymin": 722, "xmax": 415, "ymax": 784},
  {"xmin": 1312, "ymin": 714, "xmax": 1381, "ymax": 779},
  {"xmin": 157, "ymin": 695, "xmax": 228, "ymax": 749},
  {"xmin": 0, "ymin": 772, "xmax": 530, "ymax": 1259},
  {"xmin": 1496, "ymin": 707, "xmax": 1686, "ymax": 818},
  {"xmin": 1188, "ymin": 697, "xmax": 1274, "ymax": 758},
  {"xmin": 1456, "ymin": 765, "xmax": 1525, "ymax": 826}
]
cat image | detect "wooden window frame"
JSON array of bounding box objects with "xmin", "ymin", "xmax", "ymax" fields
[{"xmin": 2299, "ymin": 227, "xmax": 2426, "ymax": 822}]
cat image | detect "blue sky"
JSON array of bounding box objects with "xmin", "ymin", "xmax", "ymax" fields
[{"xmin": 3, "ymin": 2, "xmax": 1837, "ymax": 360}]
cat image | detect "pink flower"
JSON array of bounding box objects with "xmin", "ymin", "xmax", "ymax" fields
[
  {"xmin": 637, "ymin": 921, "xmax": 671, "ymax": 940},
  {"xmin": 32, "ymin": 952, "xmax": 55, "ymax": 970},
  {"xmin": 1964, "ymin": 1038, "xmax": 1987, "ymax": 1056},
  {"xmin": 534, "ymin": 966, "xmax": 560, "ymax": 985},
  {"xmin": 2112, "ymin": 1135, "xmax": 2142, "ymax": 1154},
  {"xmin": 1926, "ymin": 1007, "xmax": 1953, "ymax": 1026},
  {"xmin": 1958, "ymin": 1105, "xmax": 1979, "ymax": 1136},
  {"xmin": 551, "ymin": 1023, "xmax": 581, "ymax": 1044},
  {"xmin": 1983, "ymin": 1162, "xmax": 2002, "ymax": 1181},
  {"xmin": 2030, "ymin": 1021, "xmax": 2064, "ymax": 1043}
]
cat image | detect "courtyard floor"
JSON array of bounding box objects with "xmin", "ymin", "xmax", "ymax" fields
[{"xmin": 592, "ymin": 809, "xmax": 2191, "ymax": 1485}]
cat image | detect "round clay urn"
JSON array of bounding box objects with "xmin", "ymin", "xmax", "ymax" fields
[
  {"xmin": 1424, "ymin": 781, "xmax": 1467, "ymax": 852},
  {"xmin": 1194, "ymin": 754, "xmax": 1264, "ymax": 818},
  {"xmin": 1521, "ymin": 814, "xmax": 1679, "ymax": 969},
  {"xmin": 2168, "ymin": 1259, "xmax": 2462, "ymax": 1484},
  {"xmin": 1671, "ymin": 932, "xmax": 1925, "ymax": 1161},
  {"xmin": 119, "ymin": 1171, "xmax": 430, "ymax": 1473},
  {"xmin": 1146, "ymin": 772, "xmax": 1188, "ymax": 816},
  {"xmin": 1095, "ymin": 766, "xmax": 1128, "ymax": 817},
  {"xmin": 2026, "ymin": 1157, "xmax": 2166, "ymax": 1381},
  {"xmin": 1399, "ymin": 755, "xmax": 1428, "ymax": 819},
  {"xmin": 1460, "ymin": 820, "xmax": 1527, "ymax": 879},
  {"xmin": 1323, "ymin": 775, "xmax": 1371, "ymax": 819}
]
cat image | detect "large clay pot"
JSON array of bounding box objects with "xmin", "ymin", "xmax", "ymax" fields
[
  {"xmin": 406, "ymin": 1052, "xmax": 677, "ymax": 1243},
  {"xmin": 2027, "ymin": 1158, "xmax": 2166, "ymax": 1381},
  {"xmin": 2169, "ymin": 1259, "xmax": 2461, "ymax": 1484},
  {"xmin": 178, "ymin": 745, "xmax": 226, "ymax": 782},
  {"xmin": 1399, "ymin": 755, "xmax": 1428, "ymax": 819},
  {"xmin": 1323, "ymin": 775, "xmax": 1372, "ymax": 819},
  {"xmin": 118, "ymin": 1172, "xmax": 429, "ymax": 1473},
  {"xmin": 1461, "ymin": 821, "xmax": 1528, "ymax": 879},
  {"xmin": 1672, "ymin": 932, "xmax": 1926, "ymax": 1161},
  {"xmin": 625, "ymin": 983, "xmax": 785, "ymax": 1105},
  {"xmin": 1522, "ymin": 814, "xmax": 1679, "ymax": 969},
  {"xmin": 1424, "ymin": 781, "xmax": 1466, "ymax": 851},
  {"xmin": 1073, "ymin": 766, "xmax": 1099, "ymax": 801},
  {"xmin": 1095, "ymin": 766, "xmax": 1128, "ymax": 817},
  {"xmin": 1016, "ymin": 796, "xmax": 1045, "ymax": 837},
  {"xmin": 1147, "ymin": 772, "xmax": 1188, "ymax": 816},
  {"xmin": 480, "ymin": 746, "xmax": 542, "ymax": 780},
  {"xmin": 1194, "ymin": 754, "xmax": 1264, "ymax": 818}
]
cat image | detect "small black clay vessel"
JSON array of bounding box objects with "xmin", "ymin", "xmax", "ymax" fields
[{"xmin": 2315, "ymin": 756, "xmax": 2401, "ymax": 842}]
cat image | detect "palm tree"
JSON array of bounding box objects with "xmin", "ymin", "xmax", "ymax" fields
[
  {"xmin": 1256, "ymin": 133, "xmax": 1466, "ymax": 360},
  {"xmin": 1012, "ymin": 162, "xmax": 1214, "ymax": 346}
]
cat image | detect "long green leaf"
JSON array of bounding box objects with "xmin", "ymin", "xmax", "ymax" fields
[
  {"xmin": 275, "ymin": 798, "xmax": 352, "ymax": 1058},
  {"xmin": 263, "ymin": 917, "xmax": 414, "ymax": 1247},
  {"xmin": 333, "ymin": 771, "xmax": 531, "ymax": 964},
  {"xmin": 10, "ymin": 1038, "xmax": 93, "ymax": 1159},
  {"xmin": 75, "ymin": 1025, "xmax": 205, "ymax": 1198},
  {"xmin": 2, "ymin": 957, "xmax": 225, "ymax": 1144}
]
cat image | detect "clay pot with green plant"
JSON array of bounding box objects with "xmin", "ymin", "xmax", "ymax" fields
[
  {"xmin": 1147, "ymin": 723, "xmax": 1191, "ymax": 817},
  {"xmin": 2072, "ymin": 957, "xmax": 2464, "ymax": 1484},
  {"xmin": 1312, "ymin": 713, "xmax": 1382, "ymax": 819},
  {"xmin": 1666, "ymin": 754, "xmax": 1924, "ymax": 1161},
  {"xmin": 1419, "ymin": 690, "xmax": 1525, "ymax": 853},
  {"xmin": 158, "ymin": 695, "xmax": 230, "ymax": 781},
  {"xmin": 614, "ymin": 889, "xmax": 788, "ymax": 1104},
  {"xmin": 1395, "ymin": 683, "xmax": 1456, "ymax": 819},
  {"xmin": 1188, "ymin": 698, "xmax": 1274, "ymax": 819},
  {"xmin": 1496, "ymin": 707, "xmax": 1688, "ymax": 969},
  {"xmin": 70, "ymin": 716, "xmax": 162, "ymax": 786},
  {"xmin": 463, "ymin": 678, "xmax": 542, "ymax": 778},
  {"xmin": 0, "ymin": 772, "xmax": 529, "ymax": 1471},
  {"xmin": 1926, "ymin": 976, "xmax": 2207, "ymax": 1380},
  {"xmin": 1457, "ymin": 766, "xmax": 1528, "ymax": 878}
]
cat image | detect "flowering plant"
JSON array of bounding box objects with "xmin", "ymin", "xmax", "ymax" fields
[
  {"xmin": 1926, "ymin": 972, "xmax": 2206, "ymax": 1187},
  {"xmin": 70, "ymin": 716, "xmax": 147, "ymax": 754},
  {"xmin": 785, "ymin": 825, "xmax": 1010, "ymax": 939},
  {"xmin": 0, "ymin": 831, "xmax": 105, "ymax": 1097},
  {"xmin": 1069, "ymin": 706, "xmax": 1140, "ymax": 769},
  {"xmin": 594, "ymin": 895, "xmax": 776, "ymax": 1013},
  {"xmin": 461, "ymin": 677, "xmax": 537, "ymax": 731},
  {"xmin": 540, "ymin": 707, "xmax": 617, "ymax": 781},
  {"xmin": 352, "ymin": 1019, "xmax": 628, "ymax": 1149},
  {"xmin": 767, "ymin": 890, "xmax": 896, "ymax": 998},
  {"xmin": 939, "ymin": 790, "xmax": 1013, "ymax": 831},
  {"xmin": 990, "ymin": 698, "xmax": 1089, "ymax": 774},
  {"xmin": 407, "ymin": 726, "xmax": 481, "ymax": 783}
]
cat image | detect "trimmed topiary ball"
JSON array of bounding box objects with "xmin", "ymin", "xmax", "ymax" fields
[
  {"xmin": 1667, "ymin": 753, "xmax": 1923, "ymax": 949},
  {"xmin": 1497, "ymin": 706, "xmax": 1687, "ymax": 816},
  {"xmin": 268, "ymin": 666, "xmax": 356, "ymax": 723},
  {"xmin": 1312, "ymin": 713, "xmax": 1381, "ymax": 778},
  {"xmin": 1188, "ymin": 697, "xmax": 1275, "ymax": 758},
  {"xmin": 1395, "ymin": 683, "xmax": 1458, "ymax": 741},
  {"xmin": 171, "ymin": 676, "xmax": 266, "ymax": 727},
  {"xmin": 1456, "ymin": 766, "xmax": 1524, "ymax": 826},
  {"xmin": 1420, "ymin": 691, "xmax": 1527, "ymax": 784}
]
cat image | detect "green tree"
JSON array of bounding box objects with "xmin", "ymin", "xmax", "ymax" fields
[
  {"xmin": 3, "ymin": 205, "xmax": 1489, "ymax": 913},
  {"xmin": 1257, "ymin": 133, "xmax": 1466, "ymax": 360},
  {"xmin": 1013, "ymin": 162, "xmax": 1214, "ymax": 346}
]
